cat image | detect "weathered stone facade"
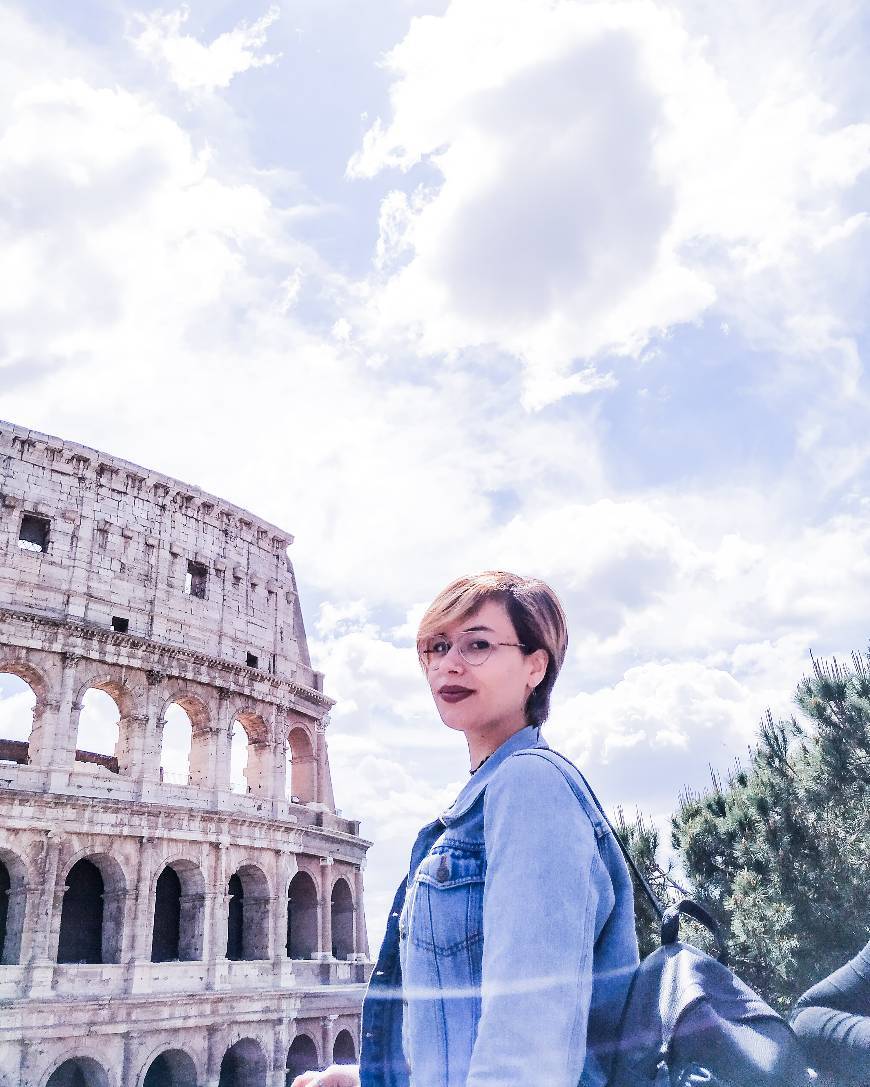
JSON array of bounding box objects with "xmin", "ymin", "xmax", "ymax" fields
[{"xmin": 0, "ymin": 420, "xmax": 371, "ymax": 1087}]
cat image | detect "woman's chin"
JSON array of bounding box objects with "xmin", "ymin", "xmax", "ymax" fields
[{"xmin": 436, "ymin": 704, "xmax": 475, "ymax": 733}]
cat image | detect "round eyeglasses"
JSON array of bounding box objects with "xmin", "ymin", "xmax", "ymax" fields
[{"xmin": 419, "ymin": 631, "xmax": 527, "ymax": 668}]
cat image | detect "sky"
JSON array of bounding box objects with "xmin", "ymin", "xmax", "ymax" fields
[{"xmin": 2, "ymin": 0, "xmax": 870, "ymax": 951}]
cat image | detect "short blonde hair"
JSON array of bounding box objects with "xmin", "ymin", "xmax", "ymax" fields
[{"xmin": 417, "ymin": 571, "xmax": 568, "ymax": 728}]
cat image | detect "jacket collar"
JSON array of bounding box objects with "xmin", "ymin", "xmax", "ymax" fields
[{"xmin": 439, "ymin": 724, "xmax": 548, "ymax": 825}]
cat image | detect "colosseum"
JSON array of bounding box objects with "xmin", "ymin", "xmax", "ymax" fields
[{"xmin": 0, "ymin": 419, "xmax": 372, "ymax": 1087}]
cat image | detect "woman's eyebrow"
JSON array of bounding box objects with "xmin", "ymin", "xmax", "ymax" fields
[{"xmin": 461, "ymin": 625, "xmax": 495, "ymax": 633}]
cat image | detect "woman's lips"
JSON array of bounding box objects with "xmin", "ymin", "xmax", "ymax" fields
[{"xmin": 439, "ymin": 686, "xmax": 474, "ymax": 704}]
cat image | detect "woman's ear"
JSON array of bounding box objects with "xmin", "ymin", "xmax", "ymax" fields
[{"xmin": 528, "ymin": 648, "xmax": 549, "ymax": 690}]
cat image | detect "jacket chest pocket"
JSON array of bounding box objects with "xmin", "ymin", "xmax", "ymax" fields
[{"xmin": 408, "ymin": 848, "xmax": 486, "ymax": 957}]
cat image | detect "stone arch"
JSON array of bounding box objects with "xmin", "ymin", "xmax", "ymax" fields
[
  {"xmin": 286, "ymin": 869, "xmax": 318, "ymax": 959},
  {"xmin": 331, "ymin": 877, "xmax": 354, "ymax": 961},
  {"xmin": 57, "ymin": 852, "xmax": 126, "ymax": 964},
  {"xmin": 218, "ymin": 1037, "xmax": 267, "ymax": 1087},
  {"xmin": 0, "ymin": 660, "xmax": 49, "ymax": 764},
  {"xmin": 226, "ymin": 863, "xmax": 270, "ymax": 961},
  {"xmin": 139, "ymin": 1048, "xmax": 198, "ymax": 1087},
  {"xmin": 43, "ymin": 1056, "xmax": 111, "ymax": 1087},
  {"xmin": 159, "ymin": 683, "xmax": 214, "ymax": 789},
  {"xmin": 286, "ymin": 726, "xmax": 315, "ymax": 804},
  {"xmin": 229, "ymin": 709, "xmax": 270, "ymax": 797},
  {"xmin": 230, "ymin": 709, "xmax": 269, "ymax": 745},
  {"xmin": 332, "ymin": 1030, "xmax": 356, "ymax": 1065},
  {"xmin": 0, "ymin": 846, "xmax": 28, "ymax": 964},
  {"xmin": 151, "ymin": 857, "xmax": 205, "ymax": 962},
  {"xmin": 285, "ymin": 1034, "xmax": 319, "ymax": 1084},
  {"xmin": 158, "ymin": 703, "xmax": 196, "ymax": 787},
  {"xmin": 72, "ymin": 675, "xmax": 136, "ymax": 775}
]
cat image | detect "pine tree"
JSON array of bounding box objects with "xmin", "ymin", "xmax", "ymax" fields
[{"xmin": 622, "ymin": 648, "xmax": 870, "ymax": 1011}]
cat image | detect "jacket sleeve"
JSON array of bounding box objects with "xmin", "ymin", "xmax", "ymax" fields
[
  {"xmin": 791, "ymin": 938, "xmax": 870, "ymax": 1083},
  {"xmin": 465, "ymin": 753, "xmax": 612, "ymax": 1087}
]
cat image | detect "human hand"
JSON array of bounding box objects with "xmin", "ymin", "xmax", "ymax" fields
[{"xmin": 290, "ymin": 1064, "xmax": 360, "ymax": 1087}]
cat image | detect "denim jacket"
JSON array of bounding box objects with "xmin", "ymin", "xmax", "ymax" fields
[{"xmin": 360, "ymin": 726, "xmax": 639, "ymax": 1087}]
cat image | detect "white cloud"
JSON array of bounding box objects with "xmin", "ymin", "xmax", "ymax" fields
[
  {"xmin": 351, "ymin": 0, "xmax": 870, "ymax": 407},
  {"xmin": 3, "ymin": 0, "xmax": 870, "ymax": 948},
  {"xmin": 130, "ymin": 5, "xmax": 282, "ymax": 95},
  {"xmin": 0, "ymin": 684, "xmax": 35, "ymax": 744}
]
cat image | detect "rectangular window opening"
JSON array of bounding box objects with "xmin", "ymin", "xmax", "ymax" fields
[
  {"xmin": 246, "ymin": 652, "xmax": 259, "ymax": 669},
  {"xmin": 111, "ymin": 616, "xmax": 129, "ymax": 633},
  {"xmin": 185, "ymin": 560, "xmax": 208, "ymax": 599},
  {"xmin": 19, "ymin": 514, "xmax": 50, "ymax": 553}
]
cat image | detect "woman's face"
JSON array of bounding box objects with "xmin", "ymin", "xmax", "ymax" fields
[{"xmin": 421, "ymin": 598, "xmax": 548, "ymax": 738}]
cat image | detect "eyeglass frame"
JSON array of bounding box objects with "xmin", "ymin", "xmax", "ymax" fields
[{"xmin": 418, "ymin": 631, "xmax": 528, "ymax": 669}]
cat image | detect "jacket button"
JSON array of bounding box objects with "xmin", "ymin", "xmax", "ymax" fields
[{"xmin": 435, "ymin": 857, "xmax": 450, "ymax": 883}]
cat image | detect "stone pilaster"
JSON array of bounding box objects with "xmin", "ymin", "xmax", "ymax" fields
[
  {"xmin": 126, "ymin": 836, "xmax": 156, "ymax": 992},
  {"xmin": 25, "ymin": 832, "xmax": 62, "ymax": 995}
]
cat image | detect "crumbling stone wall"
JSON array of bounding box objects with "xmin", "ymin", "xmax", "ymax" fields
[{"xmin": 0, "ymin": 420, "xmax": 371, "ymax": 1087}]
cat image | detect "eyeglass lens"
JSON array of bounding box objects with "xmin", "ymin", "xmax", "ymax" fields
[{"xmin": 422, "ymin": 632, "xmax": 494, "ymax": 666}]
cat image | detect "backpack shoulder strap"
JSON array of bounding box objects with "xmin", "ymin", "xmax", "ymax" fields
[{"xmin": 516, "ymin": 747, "xmax": 664, "ymax": 921}]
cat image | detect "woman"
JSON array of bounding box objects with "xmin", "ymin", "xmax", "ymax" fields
[
  {"xmin": 791, "ymin": 937, "xmax": 870, "ymax": 1086},
  {"xmin": 294, "ymin": 571, "xmax": 639, "ymax": 1087}
]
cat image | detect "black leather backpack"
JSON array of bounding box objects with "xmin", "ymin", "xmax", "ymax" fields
[{"xmin": 539, "ymin": 750, "xmax": 816, "ymax": 1087}]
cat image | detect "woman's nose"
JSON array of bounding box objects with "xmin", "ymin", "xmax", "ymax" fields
[{"xmin": 442, "ymin": 642, "xmax": 465, "ymax": 670}]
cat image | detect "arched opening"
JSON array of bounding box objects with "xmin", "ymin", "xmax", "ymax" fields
[
  {"xmin": 287, "ymin": 727, "xmax": 315, "ymax": 804},
  {"xmin": 218, "ymin": 1038, "xmax": 267, "ymax": 1087},
  {"xmin": 46, "ymin": 1057, "xmax": 110, "ymax": 1087},
  {"xmin": 151, "ymin": 860, "xmax": 205, "ymax": 962},
  {"xmin": 57, "ymin": 855, "xmax": 125, "ymax": 964},
  {"xmin": 142, "ymin": 1049, "xmax": 197, "ymax": 1087},
  {"xmin": 229, "ymin": 720, "xmax": 249, "ymax": 794},
  {"xmin": 0, "ymin": 860, "xmax": 9, "ymax": 961},
  {"xmin": 58, "ymin": 859, "xmax": 103, "ymax": 963},
  {"xmin": 160, "ymin": 703, "xmax": 193, "ymax": 785},
  {"xmin": 332, "ymin": 1030, "xmax": 356, "ymax": 1065},
  {"xmin": 0, "ymin": 849, "xmax": 27, "ymax": 965},
  {"xmin": 286, "ymin": 1034, "xmax": 319, "ymax": 1085},
  {"xmin": 331, "ymin": 878, "xmax": 354, "ymax": 961},
  {"xmin": 152, "ymin": 867, "xmax": 181, "ymax": 961},
  {"xmin": 226, "ymin": 873, "xmax": 244, "ymax": 960},
  {"xmin": 226, "ymin": 865, "xmax": 270, "ymax": 961},
  {"xmin": 0, "ymin": 671, "xmax": 37, "ymax": 765},
  {"xmin": 75, "ymin": 688, "xmax": 120, "ymax": 773},
  {"xmin": 229, "ymin": 711, "xmax": 270, "ymax": 797},
  {"xmin": 286, "ymin": 871, "xmax": 318, "ymax": 960}
]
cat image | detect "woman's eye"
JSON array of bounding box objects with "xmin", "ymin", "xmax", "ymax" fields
[
  {"xmin": 468, "ymin": 638, "xmax": 492, "ymax": 652},
  {"xmin": 431, "ymin": 640, "xmax": 450, "ymax": 655}
]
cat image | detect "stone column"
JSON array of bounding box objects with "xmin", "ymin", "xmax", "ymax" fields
[
  {"xmin": 139, "ymin": 669, "xmax": 166, "ymax": 787},
  {"xmin": 205, "ymin": 1024, "xmax": 223, "ymax": 1087},
  {"xmin": 317, "ymin": 863, "xmax": 333, "ymax": 961},
  {"xmin": 245, "ymin": 739, "xmax": 273, "ymax": 798},
  {"xmin": 4, "ymin": 882, "xmax": 29, "ymax": 967},
  {"xmin": 273, "ymin": 851, "xmax": 292, "ymax": 986},
  {"xmin": 25, "ymin": 832, "xmax": 62, "ymax": 995},
  {"xmin": 210, "ymin": 689, "xmax": 233, "ymax": 801},
  {"xmin": 353, "ymin": 866, "xmax": 369, "ymax": 960},
  {"xmin": 272, "ymin": 705, "xmax": 288, "ymax": 803},
  {"xmin": 18, "ymin": 1039, "xmax": 38, "ymax": 1087},
  {"xmin": 271, "ymin": 1018, "xmax": 289, "ymax": 1087},
  {"xmin": 321, "ymin": 1015, "xmax": 338, "ymax": 1069},
  {"xmin": 314, "ymin": 715, "xmax": 336, "ymax": 810},
  {"xmin": 31, "ymin": 652, "xmax": 79, "ymax": 771},
  {"xmin": 189, "ymin": 722, "xmax": 214, "ymax": 790},
  {"xmin": 315, "ymin": 717, "xmax": 329, "ymax": 807},
  {"xmin": 115, "ymin": 712, "xmax": 150, "ymax": 782},
  {"xmin": 207, "ymin": 841, "xmax": 230, "ymax": 990},
  {"xmin": 26, "ymin": 695, "xmax": 59, "ymax": 769},
  {"xmin": 126, "ymin": 836, "xmax": 156, "ymax": 992}
]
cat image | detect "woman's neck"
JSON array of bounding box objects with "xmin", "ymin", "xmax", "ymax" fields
[{"xmin": 466, "ymin": 721, "xmax": 528, "ymax": 772}]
